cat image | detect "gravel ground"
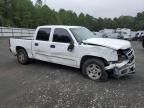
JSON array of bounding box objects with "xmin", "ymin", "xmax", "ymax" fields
[{"xmin": 0, "ymin": 38, "xmax": 144, "ymax": 108}]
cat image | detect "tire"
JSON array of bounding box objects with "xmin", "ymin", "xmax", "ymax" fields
[
  {"xmin": 17, "ymin": 49, "xmax": 29, "ymax": 65},
  {"xmin": 82, "ymin": 58, "xmax": 108, "ymax": 81}
]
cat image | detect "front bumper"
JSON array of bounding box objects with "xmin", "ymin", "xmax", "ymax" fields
[{"xmin": 105, "ymin": 61, "xmax": 136, "ymax": 77}]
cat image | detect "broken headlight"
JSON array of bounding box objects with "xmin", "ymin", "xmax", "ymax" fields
[{"xmin": 117, "ymin": 50, "xmax": 128, "ymax": 62}]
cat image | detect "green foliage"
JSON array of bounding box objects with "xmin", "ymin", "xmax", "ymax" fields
[
  {"xmin": 35, "ymin": 0, "xmax": 42, "ymax": 7},
  {"xmin": 0, "ymin": 0, "xmax": 144, "ymax": 31}
]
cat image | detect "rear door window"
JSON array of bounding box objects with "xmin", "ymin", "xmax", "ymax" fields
[{"xmin": 36, "ymin": 28, "xmax": 51, "ymax": 41}]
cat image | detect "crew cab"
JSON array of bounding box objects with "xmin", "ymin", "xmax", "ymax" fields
[{"xmin": 10, "ymin": 26, "xmax": 136, "ymax": 81}]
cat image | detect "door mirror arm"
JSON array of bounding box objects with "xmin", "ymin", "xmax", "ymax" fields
[{"xmin": 67, "ymin": 41, "xmax": 74, "ymax": 52}]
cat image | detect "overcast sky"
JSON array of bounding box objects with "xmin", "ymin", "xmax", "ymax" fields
[{"xmin": 32, "ymin": 0, "xmax": 144, "ymax": 18}]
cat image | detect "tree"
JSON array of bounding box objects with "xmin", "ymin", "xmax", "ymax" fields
[
  {"xmin": 0, "ymin": 0, "xmax": 144, "ymax": 31},
  {"xmin": 78, "ymin": 13, "xmax": 86, "ymax": 26},
  {"xmin": 35, "ymin": 0, "xmax": 42, "ymax": 7},
  {"xmin": 133, "ymin": 12, "xmax": 144, "ymax": 30}
]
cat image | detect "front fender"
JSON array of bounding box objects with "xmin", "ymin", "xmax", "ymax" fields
[{"xmin": 87, "ymin": 46, "xmax": 118, "ymax": 61}]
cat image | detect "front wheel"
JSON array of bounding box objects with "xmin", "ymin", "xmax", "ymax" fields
[
  {"xmin": 17, "ymin": 49, "xmax": 29, "ymax": 65},
  {"xmin": 82, "ymin": 58, "xmax": 108, "ymax": 81}
]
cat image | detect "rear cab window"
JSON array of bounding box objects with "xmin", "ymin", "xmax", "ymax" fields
[{"xmin": 36, "ymin": 28, "xmax": 51, "ymax": 41}]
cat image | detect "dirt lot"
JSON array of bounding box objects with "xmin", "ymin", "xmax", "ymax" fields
[{"xmin": 0, "ymin": 38, "xmax": 144, "ymax": 108}]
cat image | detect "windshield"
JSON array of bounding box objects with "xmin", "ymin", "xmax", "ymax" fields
[{"xmin": 70, "ymin": 27, "xmax": 95, "ymax": 43}]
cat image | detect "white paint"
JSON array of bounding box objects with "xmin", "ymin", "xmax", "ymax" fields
[{"xmin": 83, "ymin": 38, "xmax": 131, "ymax": 50}]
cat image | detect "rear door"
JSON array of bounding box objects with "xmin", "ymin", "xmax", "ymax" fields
[
  {"xmin": 32, "ymin": 28, "xmax": 51, "ymax": 61},
  {"xmin": 49, "ymin": 28, "xmax": 77, "ymax": 67}
]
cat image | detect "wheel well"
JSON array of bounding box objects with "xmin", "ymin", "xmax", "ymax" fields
[
  {"xmin": 80, "ymin": 55, "xmax": 109, "ymax": 68},
  {"xmin": 16, "ymin": 46, "xmax": 27, "ymax": 53}
]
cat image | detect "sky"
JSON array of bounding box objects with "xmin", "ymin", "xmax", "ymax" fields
[{"xmin": 32, "ymin": 0, "xmax": 144, "ymax": 18}]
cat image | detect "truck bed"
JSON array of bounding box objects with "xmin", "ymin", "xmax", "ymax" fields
[
  {"xmin": 12, "ymin": 36, "xmax": 33, "ymax": 40},
  {"xmin": 10, "ymin": 37, "xmax": 33, "ymax": 57}
]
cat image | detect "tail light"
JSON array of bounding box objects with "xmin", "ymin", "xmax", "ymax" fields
[
  {"xmin": 9, "ymin": 39, "xmax": 12, "ymax": 53},
  {"xmin": 9, "ymin": 38, "xmax": 10, "ymax": 47}
]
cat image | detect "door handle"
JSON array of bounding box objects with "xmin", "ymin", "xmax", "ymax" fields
[
  {"xmin": 35, "ymin": 43, "xmax": 39, "ymax": 46},
  {"xmin": 50, "ymin": 45, "xmax": 55, "ymax": 48}
]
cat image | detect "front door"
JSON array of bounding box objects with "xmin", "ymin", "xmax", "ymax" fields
[{"xmin": 49, "ymin": 28, "xmax": 77, "ymax": 67}]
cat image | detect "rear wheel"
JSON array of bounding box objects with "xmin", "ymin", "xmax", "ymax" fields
[
  {"xmin": 82, "ymin": 58, "xmax": 108, "ymax": 81},
  {"xmin": 17, "ymin": 49, "xmax": 29, "ymax": 64}
]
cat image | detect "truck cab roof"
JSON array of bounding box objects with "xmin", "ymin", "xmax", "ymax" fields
[{"xmin": 37, "ymin": 25, "xmax": 83, "ymax": 29}]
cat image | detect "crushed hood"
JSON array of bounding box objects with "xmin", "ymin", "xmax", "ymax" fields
[{"xmin": 83, "ymin": 38, "xmax": 131, "ymax": 50}]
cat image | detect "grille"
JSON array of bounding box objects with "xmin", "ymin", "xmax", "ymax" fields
[{"xmin": 123, "ymin": 48, "xmax": 135, "ymax": 64}]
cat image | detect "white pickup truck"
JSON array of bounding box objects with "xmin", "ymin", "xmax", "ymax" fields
[{"xmin": 10, "ymin": 26, "xmax": 136, "ymax": 81}]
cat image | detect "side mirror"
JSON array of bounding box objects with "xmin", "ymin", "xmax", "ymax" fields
[{"xmin": 67, "ymin": 41, "xmax": 74, "ymax": 52}]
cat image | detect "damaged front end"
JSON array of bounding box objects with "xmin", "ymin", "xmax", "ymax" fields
[{"xmin": 105, "ymin": 48, "xmax": 136, "ymax": 77}]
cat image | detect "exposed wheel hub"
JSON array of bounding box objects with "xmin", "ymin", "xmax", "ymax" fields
[{"xmin": 86, "ymin": 64, "xmax": 102, "ymax": 80}]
